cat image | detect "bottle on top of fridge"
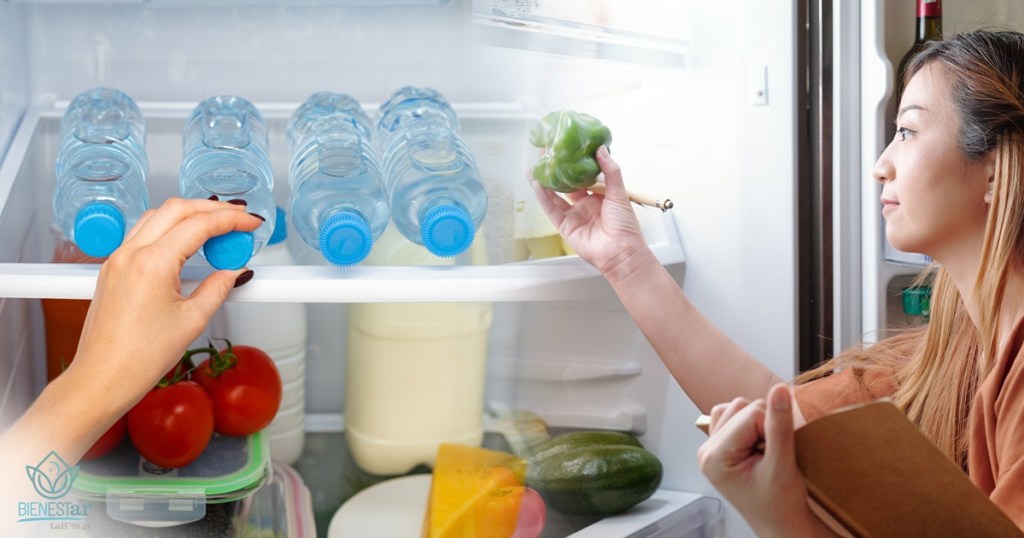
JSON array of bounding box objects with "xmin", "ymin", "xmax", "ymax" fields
[
  {"xmin": 375, "ymin": 86, "xmax": 487, "ymax": 258},
  {"xmin": 214, "ymin": 208, "xmax": 308, "ymax": 464},
  {"xmin": 180, "ymin": 95, "xmax": 275, "ymax": 270},
  {"xmin": 287, "ymin": 92, "xmax": 389, "ymax": 266},
  {"xmin": 53, "ymin": 87, "xmax": 149, "ymax": 258}
]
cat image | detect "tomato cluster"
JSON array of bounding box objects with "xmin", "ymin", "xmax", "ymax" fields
[{"xmin": 83, "ymin": 340, "xmax": 282, "ymax": 469}]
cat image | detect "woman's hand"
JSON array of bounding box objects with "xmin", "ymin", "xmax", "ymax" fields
[
  {"xmin": 70, "ymin": 198, "xmax": 263, "ymax": 415},
  {"xmin": 697, "ymin": 384, "xmax": 835, "ymax": 537},
  {"xmin": 530, "ymin": 146, "xmax": 650, "ymax": 281},
  {"xmin": 0, "ymin": 198, "xmax": 263, "ymax": 528}
]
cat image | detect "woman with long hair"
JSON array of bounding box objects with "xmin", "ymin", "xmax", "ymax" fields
[{"xmin": 531, "ymin": 30, "xmax": 1024, "ymax": 533}]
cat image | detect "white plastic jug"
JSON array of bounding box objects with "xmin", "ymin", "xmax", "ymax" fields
[
  {"xmin": 345, "ymin": 301, "xmax": 492, "ymax": 475},
  {"xmin": 344, "ymin": 226, "xmax": 493, "ymax": 475}
]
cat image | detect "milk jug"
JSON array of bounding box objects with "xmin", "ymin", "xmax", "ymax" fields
[{"xmin": 345, "ymin": 227, "xmax": 492, "ymax": 475}]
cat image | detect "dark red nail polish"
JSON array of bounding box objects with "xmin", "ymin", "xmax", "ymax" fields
[
  {"xmin": 233, "ymin": 269, "xmax": 255, "ymax": 288},
  {"xmin": 248, "ymin": 212, "xmax": 266, "ymax": 222},
  {"xmin": 208, "ymin": 194, "xmax": 220, "ymax": 201},
  {"xmin": 228, "ymin": 199, "xmax": 247, "ymax": 206}
]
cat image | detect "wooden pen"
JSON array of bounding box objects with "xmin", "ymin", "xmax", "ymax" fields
[{"xmin": 587, "ymin": 182, "xmax": 674, "ymax": 212}]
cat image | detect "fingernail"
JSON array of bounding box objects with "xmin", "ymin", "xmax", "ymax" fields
[
  {"xmin": 227, "ymin": 199, "xmax": 247, "ymax": 206},
  {"xmin": 248, "ymin": 212, "xmax": 266, "ymax": 222},
  {"xmin": 233, "ymin": 269, "xmax": 255, "ymax": 288},
  {"xmin": 772, "ymin": 386, "xmax": 791, "ymax": 411},
  {"xmin": 208, "ymin": 194, "xmax": 220, "ymax": 201},
  {"xmin": 597, "ymin": 146, "xmax": 610, "ymax": 159}
]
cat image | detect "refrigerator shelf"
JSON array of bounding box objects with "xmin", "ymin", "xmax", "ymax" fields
[
  {"xmin": 296, "ymin": 429, "xmax": 722, "ymax": 538},
  {"xmin": 0, "ymin": 99, "xmax": 684, "ymax": 302}
]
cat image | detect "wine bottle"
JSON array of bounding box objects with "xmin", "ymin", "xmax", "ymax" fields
[{"xmin": 895, "ymin": 0, "xmax": 942, "ymax": 109}]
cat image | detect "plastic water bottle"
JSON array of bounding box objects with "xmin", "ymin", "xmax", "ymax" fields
[
  {"xmin": 180, "ymin": 95, "xmax": 275, "ymax": 270},
  {"xmin": 213, "ymin": 208, "xmax": 308, "ymax": 464},
  {"xmin": 53, "ymin": 87, "xmax": 149, "ymax": 258},
  {"xmin": 287, "ymin": 92, "xmax": 389, "ymax": 266},
  {"xmin": 375, "ymin": 86, "xmax": 487, "ymax": 258}
]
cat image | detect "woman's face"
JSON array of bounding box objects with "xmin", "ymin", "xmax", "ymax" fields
[{"xmin": 873, "ymin": 63, "xmax": 993, "ymax": 263}]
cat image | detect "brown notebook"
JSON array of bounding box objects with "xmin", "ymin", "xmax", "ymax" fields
[{"xmin": 696, "ymin": 400, "xmax": 1023, "ymax": 538}]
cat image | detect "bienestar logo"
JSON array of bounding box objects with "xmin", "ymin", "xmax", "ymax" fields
[{"xmin": 17, "ymin": 451, "xmax": 91, "ymax": 524}]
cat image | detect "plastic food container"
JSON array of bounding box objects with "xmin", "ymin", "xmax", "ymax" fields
[
  {"xmin": 72, "ymin": 431, "xmax": 270, "ymax": 527},
  {"xmin": 240, "ymin": 462, "xmax": 316, "ymax": 537}
]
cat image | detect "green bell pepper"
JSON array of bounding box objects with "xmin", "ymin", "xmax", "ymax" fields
[{"xmin": 529, "ymin": 110, "xmax": 612, "ymax": 193}]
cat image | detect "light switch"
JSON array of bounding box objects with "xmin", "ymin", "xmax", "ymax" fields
[{"xmin": 751, "ymin": 64, "xmax": 768, "ymax": 106}]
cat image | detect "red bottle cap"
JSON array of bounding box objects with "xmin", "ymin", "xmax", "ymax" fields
[{"xmin": 919, "ymin": 0, "xmax": 941, "ymax": 18}]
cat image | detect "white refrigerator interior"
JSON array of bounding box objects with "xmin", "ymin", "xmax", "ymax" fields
[{"xmin": 0, "ymin": 1, "xmax": 804, "ymax": 537}]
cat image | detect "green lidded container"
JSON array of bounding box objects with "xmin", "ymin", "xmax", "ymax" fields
[{"xmin": 72, "ymin": 431, "xmax": 270, "ymax": 527}]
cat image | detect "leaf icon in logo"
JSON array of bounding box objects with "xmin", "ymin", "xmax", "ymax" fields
[{"xmin": 25, "ymin": 451, "xmax": 78, "ymax": 500}]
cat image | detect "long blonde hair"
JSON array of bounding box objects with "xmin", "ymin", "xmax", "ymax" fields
[{"xmin": 797, "ymin": 31, "xmax": 1024, "ymax": 468}]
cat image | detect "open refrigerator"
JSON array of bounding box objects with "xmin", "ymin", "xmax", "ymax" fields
[{"xmin": 0, "ymin": 1, "xmax": 819, "ymax": 537}]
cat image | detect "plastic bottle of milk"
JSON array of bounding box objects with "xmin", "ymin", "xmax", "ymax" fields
[
  {"xmin": 344, "ymin": 226, "xmax": 493, "ymax": 475},
  {"xmin": 215, "ymin": 208, "xmax": 308, "ymax": 464}
]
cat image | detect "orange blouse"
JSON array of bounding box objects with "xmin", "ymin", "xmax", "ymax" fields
[{"xmin": 793, "ymin": 319, "xmax": 1024, "ymax": 529}]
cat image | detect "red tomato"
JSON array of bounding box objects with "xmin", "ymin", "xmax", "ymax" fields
[
  {"xmin": 82, "ymin": 416, "xmax": 126, "ymax": 461},
  {"xmin": 193, "ymin": 343, "xmax": 282, "ymax": 436},
  {"xmin": 127, "ymin": 381, "xmax": 214, "ymax": 468}
]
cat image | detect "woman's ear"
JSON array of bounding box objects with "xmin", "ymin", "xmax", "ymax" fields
[{"xmin": 983, "ymin": 153, "xmax": 996, "ymax": 205}]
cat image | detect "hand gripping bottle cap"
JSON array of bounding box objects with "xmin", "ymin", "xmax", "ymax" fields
[
  {"xmin": 421, "ymin": 203, "xmax": 475, "ymax": 258},
  {"xmin": 319, "ymin": 211, "xmax": 373, "ymax": 266},
  {"xmin": 203, "ymin": 231, "xmax": 254, "ymax": 270},
  {"xmin": 74, "ymin": 201, "xmax": 125, "ymax": 257}
]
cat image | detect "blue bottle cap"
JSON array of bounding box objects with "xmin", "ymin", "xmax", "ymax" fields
[
  {"xmin": 319, "ymin": 211, "xmax": 373, "ymax": 266},
  {"xmin": 74, "ymin": 202, "xmax": 125, "ymax": 258},
  {"xmin": 203, "ymin": 231, "xmax": 254, "ymax": 270},
  {"xmin": 269, "ymin": 206, "xmax": 287, "ymax": 245},
  {"xmin": 421, "ymin": 203, "xmax": 475, "ymax": 258}
]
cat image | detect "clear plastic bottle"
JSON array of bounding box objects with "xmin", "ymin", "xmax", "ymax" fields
[
  {"xmin": 53, "ymin": 87, "xmax": 149, "ymax": 258},
  {"xmin": 375, "ymin": 86, "xmax": 487, "ymax": 258},
  {"xmin": 180, "ymin": 95, "xmax": 275, "ymax": 270},
  {"xmin": 287, "ymin": 92, "xmax": 389, "ymax": 266}
]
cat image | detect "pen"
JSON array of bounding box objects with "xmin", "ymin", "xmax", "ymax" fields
[{"xmin": 587, "ymin": 182, "xmax": 674, "ymax": 212}]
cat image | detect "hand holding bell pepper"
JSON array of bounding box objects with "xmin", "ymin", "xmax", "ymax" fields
[{"xmin": 529, "ymin": 110, "xmax": 612, "ymax": 193}]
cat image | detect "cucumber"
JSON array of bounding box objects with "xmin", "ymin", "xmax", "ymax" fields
[
  {"xmin": 526, "ymin": 445, "xmax": 663, "ymax": 516},
  {"xmin": 524, "ymin": 430, "xmax": 642, "ymax": 463}
]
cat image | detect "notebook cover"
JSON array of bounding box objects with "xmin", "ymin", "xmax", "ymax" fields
[{"xmin": 697, "ymin": 400, "xmax": 1022, "ymax": 537}]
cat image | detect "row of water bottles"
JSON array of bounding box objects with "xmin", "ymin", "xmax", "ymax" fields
[{"xmin": 53, "ymin": 86, "xmax": 488, "ymax": 267}]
